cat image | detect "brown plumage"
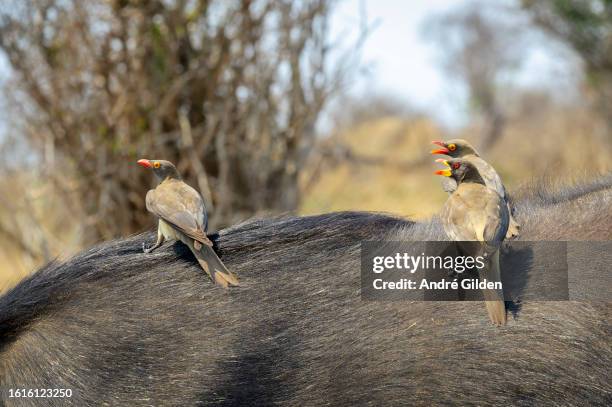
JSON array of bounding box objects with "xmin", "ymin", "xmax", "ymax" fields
[
  {"xmin": 137, "ymin": 159, "xmax": 239, "ymax": 288},
  {"xmin": 431, "ymin": 138, "xmax": 520, "ymax": 239},
  {"xmin": 436, "ymin": 158, "xmax": 508, "ymax": 326}
]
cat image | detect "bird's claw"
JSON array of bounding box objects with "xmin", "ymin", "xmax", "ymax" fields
[{"xmin": 143, "ymin": 242, "xmax": 153, "ymax": 253}]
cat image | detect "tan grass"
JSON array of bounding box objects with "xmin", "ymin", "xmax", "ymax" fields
[{"xmin": 300, "ymin": 108, "xmax": 611, "ymax": 218}]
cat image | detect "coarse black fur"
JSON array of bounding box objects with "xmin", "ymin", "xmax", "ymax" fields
[
  {"xmin": 513, "ymin": 172, "xmax": 612, "ymax": 206},
  {"xmin": 0, "ymin": 177, "xmax": 611, "ymax": 406}
]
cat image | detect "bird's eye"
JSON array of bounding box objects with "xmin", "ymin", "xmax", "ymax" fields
[
  {"xmin": 448, "ymin": 144, "xmax": 456, "ymax": 151},
  {"xmin": 154, "ymin": 162, "xmax": 161, "ymax": 168},
  {"xmin": 452, "ymin": 162, "xmax": 460, "ymax": 170}
]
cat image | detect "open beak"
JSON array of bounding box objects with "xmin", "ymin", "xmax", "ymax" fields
[
  {"xmin": 435, "ymin": 169, "xmax": 452, "ymax": 177},
  {"xmin": 431, "ymin": 141, "xmax": 449, "ymax": 155},
  {"xmin": 435, "ymin": 158, "xmax": 450, "ymax": 166},
  {"xmin": 137, "ymin": 159, "xmax": 152, "ymax": 168},
  {"xmin": 431, "ymin": 148, "xmax": 449, "ymax": 155}
]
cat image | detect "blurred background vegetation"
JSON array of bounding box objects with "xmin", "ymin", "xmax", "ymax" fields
[{"xmin": 0, "ymin": 0, "xmax": 610, "ymax": 292}]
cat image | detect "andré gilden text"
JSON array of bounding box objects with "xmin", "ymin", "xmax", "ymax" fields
[{"xmin": 372, "ymin": 278, "xmax": 502, "ymax": 291}]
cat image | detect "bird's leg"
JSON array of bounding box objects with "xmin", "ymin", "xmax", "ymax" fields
[{"xmin": 143, "ymin": 227, "xmax": 164, "ymax": 253}]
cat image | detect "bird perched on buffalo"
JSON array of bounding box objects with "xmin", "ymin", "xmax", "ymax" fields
[
  {"xmin": 137, "ymin": 159, "xmax": 239, "ymax": 288},
  {"xmin": 435, "ymin": 158, "xmax": 508, "ymax": 326},
  {"xmin": 431, "ymin": 139, "xmax": 520, "ymax": 239}
]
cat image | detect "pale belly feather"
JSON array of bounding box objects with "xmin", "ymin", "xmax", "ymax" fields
[{"xmin": 159, "ymin": 219, "xmax": 180, "ymax": 241}]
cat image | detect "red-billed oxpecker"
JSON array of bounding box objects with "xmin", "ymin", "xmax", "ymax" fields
[
  {"xmin": 137, "ymin": 159, "xmax": 239, "ymax": 288},
  {"xmin": 431, "ymin": 139, "xmax": 520, "ymax": 239},
  {"xmin": 435, "ymin": 158, "xmax": 508, "ymax": 326}
]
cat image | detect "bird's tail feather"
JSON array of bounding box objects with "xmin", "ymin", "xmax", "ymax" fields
[
  {"xmin": 195, "ymin": 244, "xmax": 239, "ymax": 288},
  {"xmin": 183, "ymin": 236, "xmax": 239, "ymax": 288},
  {"xmin": 481, "ymin": 250, "xmax": 506, "ymax": 326}
]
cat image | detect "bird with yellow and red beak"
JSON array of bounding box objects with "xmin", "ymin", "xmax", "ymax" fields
[
  {"xmin": 435, "ymin": 157, "xmax": 508, "ymax": 326},
  {"xmin": 137, "ymin": 159, "xmax": 239, "ymax": 288},
  {"xmin": 431, "ymin": 139, "xmax": 520, "ymax": 239}
]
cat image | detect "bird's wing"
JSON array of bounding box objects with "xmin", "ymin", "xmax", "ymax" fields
[
  {"xmin": 471, "ymin": 157, "xmax": 506, "ymax": 199},
  {"xmin": 443, "ymin": 184, "xmax": 506, "ymax": 243},
  {"xmin": 146, "ymin": 181, "xmax": 211, "ymax": 245},
  {"xmin": 482, "ymin": 191, "xmax": 509, "ymax": 244},
  {"xmin": 459, "ymin": 185, "xmax": 508, "ymax": 244}
]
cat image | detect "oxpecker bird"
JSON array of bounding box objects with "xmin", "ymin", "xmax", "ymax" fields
[
  {"xmin": 436, "ymin": 158, "xmax": 508, "ymax": 326},
  {"xmin": 137, "ymin": 159, "xmax": 239, "ymax": 288},
  {"xmin": 431, "ymin": 139, "xmax": 520, "ymax": 239}
]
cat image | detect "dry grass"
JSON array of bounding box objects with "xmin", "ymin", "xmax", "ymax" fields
[
  {"xmin": 300, "ymin": 117, "xmax": 449, "ymax": 219},
  {"xmin": 0, "ymin": 172, "xmax": 81, "ymax": 293},
  {"xmin": 301, "ymin": 106, "xmax": 611, "ymax": 218}
]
